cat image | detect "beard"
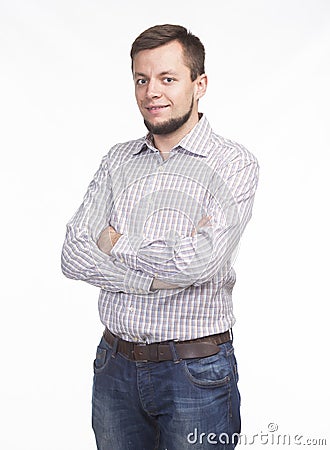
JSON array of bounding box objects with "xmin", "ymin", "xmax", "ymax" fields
[{"xmin": 144, "ymin": 97, "xmax": 194, "ymax": 135}]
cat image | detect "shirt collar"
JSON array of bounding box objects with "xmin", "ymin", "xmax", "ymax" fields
[{"xmin": 132, "ymin": 114, "xmax": 212, "ymax": 157}]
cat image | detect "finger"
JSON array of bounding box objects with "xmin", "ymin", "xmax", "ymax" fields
[
  {"xmin": 192, "ymin": 216, "xmax": 212, "ymax": 237},
  {"xmin": 198, "ymin": 215, "xmax": 212, "ymax": 227}
]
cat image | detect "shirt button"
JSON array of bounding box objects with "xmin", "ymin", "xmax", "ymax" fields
[{"xmin": 120, "ymin": 257, "xmax": 124, "ymax": 263}]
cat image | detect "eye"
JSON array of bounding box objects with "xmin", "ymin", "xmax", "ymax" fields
[
  {"xmin": 136, "ymin": 79, "xmax": 147, "ymax": 85},
  {"xmin": 164, "ymin": 77, "xmax": 174, "ymax": 83}
]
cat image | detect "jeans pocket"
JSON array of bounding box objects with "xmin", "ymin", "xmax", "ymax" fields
[
  {"xmin": 93, "ymin": 346, "xmax": 108, "ymax": 374},
  {"xmin": 182, "ymin": 346, "xmax": 232, "ymax": 388},
  {"xmin": 231, "ymin": 352, "xmax": 239, "ymax": 383}
]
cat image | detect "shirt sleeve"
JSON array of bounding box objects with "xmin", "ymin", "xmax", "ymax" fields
[
  {"xmin": 110, "ymin": 156, "xmax": 259, "ymax": 288},
  {"xmin": 61, "ymin": 154, "xmax": 154, "ymax": 294}
]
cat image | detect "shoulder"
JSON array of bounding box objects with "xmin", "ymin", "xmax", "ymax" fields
[
  {"xmin": 107, "ymin": 136, "xmax": 145, "ymax": 158},
  {"xmin": 210, "ymin": 131, "xmax": 259, "ymax": 167},
  {"xmin": 103, "ymin": 136, "xmax": 146, "ymax": 168}
]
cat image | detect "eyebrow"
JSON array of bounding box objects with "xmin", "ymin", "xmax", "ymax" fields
[{"xmin": 133, "ymin": 70, "xmax": 178, "ymax": 78}]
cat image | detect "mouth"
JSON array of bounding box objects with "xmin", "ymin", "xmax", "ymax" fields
[{"xmin": 145, "ymin": 105, "xmax": 170, "ymax": 111}]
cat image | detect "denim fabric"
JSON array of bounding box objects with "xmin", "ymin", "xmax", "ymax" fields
[{"xmin": 92, "ymin": 336, "xmax": 241, "ymax": 449}]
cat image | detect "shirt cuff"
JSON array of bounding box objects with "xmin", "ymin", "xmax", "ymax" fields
[{"xmin": 123, "ymin": 268, "xmax": 154, "ymax": 294}]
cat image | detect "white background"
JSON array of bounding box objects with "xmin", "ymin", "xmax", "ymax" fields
[{"xmin": 1, "ymin": 0, "xmax": 329, "ymax": 448}]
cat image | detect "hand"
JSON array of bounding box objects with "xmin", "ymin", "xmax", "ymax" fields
[
  {"xmin": 191, "ymin": 216, "xmax": 212, "ymax": 237},
  {"xmin": 97, "ymin": 226, "xmax": 122, "ymax": 255}
]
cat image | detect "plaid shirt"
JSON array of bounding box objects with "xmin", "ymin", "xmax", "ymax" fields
[{"xmin": 62, "ymin": 115, "xmax": 259, "ymax": 343}]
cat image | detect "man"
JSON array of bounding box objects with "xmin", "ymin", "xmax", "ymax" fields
[{"xmin": 62, "ymin": 24, "xmax": 259, "ymax": 449}]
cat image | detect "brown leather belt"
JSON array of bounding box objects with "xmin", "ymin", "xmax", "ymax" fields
[{"xmin": 103, "ymin": 328, "xmax": 231, "ymax": 362}]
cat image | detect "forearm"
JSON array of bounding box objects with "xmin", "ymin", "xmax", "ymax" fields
[
  {"xmin": 61, "ymin": 224, "xmax": 153, "ymax": 294},
  {"xmin": 150, "ymin": 278, "xmax": 179, "ymax": 291},
  {"xmin": 95, "ymin": 225, "xmax": 180, "ymax": 291},
  {"xmin": 111, "ymin": 224, "xmax": 237, "ymax": 287}
]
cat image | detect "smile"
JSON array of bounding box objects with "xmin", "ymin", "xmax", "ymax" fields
[{"xmin": 146, "ymin": 105, "xmax": 169, "ymax": 111}]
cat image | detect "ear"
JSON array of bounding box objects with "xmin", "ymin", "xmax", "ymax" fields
[{"xmin": 194, "ymin": 74, "xmax": 208, "ymax": 100}]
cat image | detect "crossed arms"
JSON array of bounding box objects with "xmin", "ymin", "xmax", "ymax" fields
[
  {"xmin": 96, "ymin": 216, "xmax": 211, "ymax": 290},
  {"xmin": 61, "ymin": 153, "xmax": 259, "ymax": 294}
]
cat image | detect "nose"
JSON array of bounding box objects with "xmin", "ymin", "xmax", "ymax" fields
[{"xmin": 145, "ymin": 79, "xmax": 161, "ymax": 99}]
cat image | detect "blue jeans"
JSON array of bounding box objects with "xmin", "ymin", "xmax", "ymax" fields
[{"xmin": 92, "ymin": 336, "xmax": 241, "ymax": 449}]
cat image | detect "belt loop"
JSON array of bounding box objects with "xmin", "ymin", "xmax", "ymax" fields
[
  {"xmin": 169, "ymin": 341, "xmax": 181, "ymax": 364},
  {"xmin": 111, "ymin": 337, "xmax": 119, "ymax": 359}
]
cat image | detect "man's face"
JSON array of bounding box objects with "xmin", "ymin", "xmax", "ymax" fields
[{"xmin": 133, "ymin": 40, "xmax": 204, "ymax": 135}]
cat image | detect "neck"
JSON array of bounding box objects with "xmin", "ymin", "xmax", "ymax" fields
[{"xmin": 153, "ymin": 111, "xmax": 200, "ymax": 159}]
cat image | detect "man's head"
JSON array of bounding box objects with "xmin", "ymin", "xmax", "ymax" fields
[
  {"xmin": 130, "ymin": 24, "xmax": 205, "ymax": 81},
  {"xmin": 131, "ymin": 24, "xmax": 207, "ymax": 137}
]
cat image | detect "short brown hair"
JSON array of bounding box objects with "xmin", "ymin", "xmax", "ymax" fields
[{"xmin": 130, "ymin": 24, "xmax": 205, "ymax": 81}]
